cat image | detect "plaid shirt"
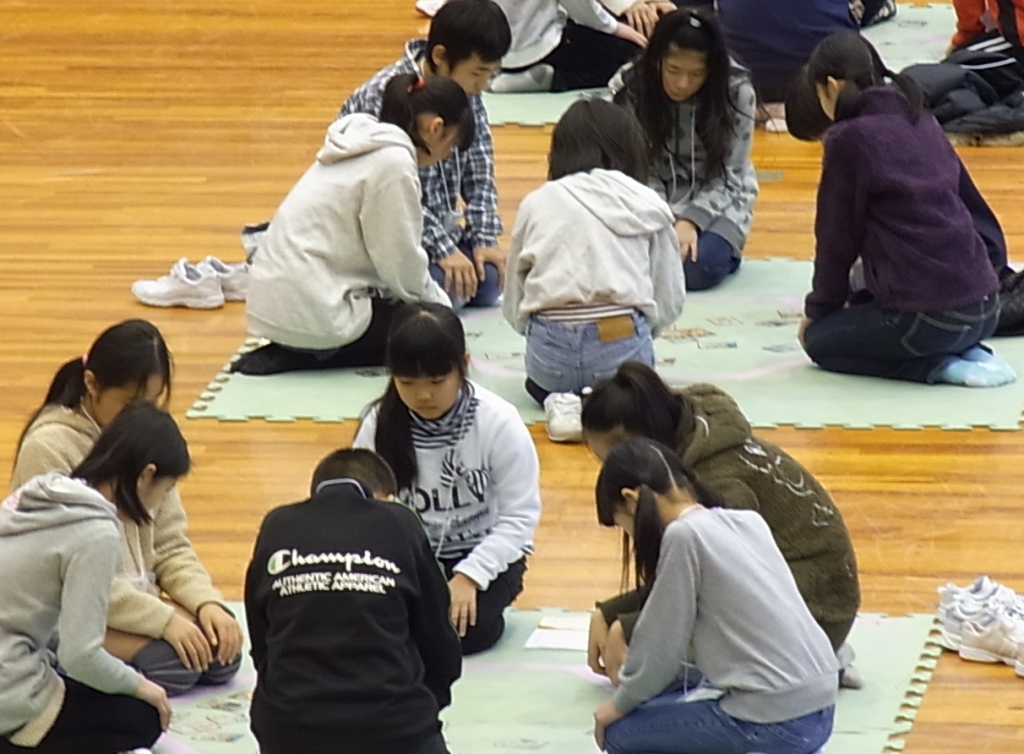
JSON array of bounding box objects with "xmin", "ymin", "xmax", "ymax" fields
[{"xmin": 341, "ymin": 40, "xmax": 502, "ymax": 262}]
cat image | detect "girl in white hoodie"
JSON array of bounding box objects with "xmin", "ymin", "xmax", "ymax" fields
[
  {"xmin": 502, "ymin": 98, "xmax": 684, "ymax": 442},
  {"xmin": 354, "ymin": 303, "xmax": 542, "ymax": 655},
  {"xmin": 235, "ymin": 74, "xmax": 474, "ymax": 375},
  {"xmin": 0, "ymin": 403, "xmax": 188, "ymax": 754}
]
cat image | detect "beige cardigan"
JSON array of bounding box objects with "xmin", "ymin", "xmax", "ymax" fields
[{"xmin": 11, "ymin": 406, "xmax": 225, "ymax": 639}]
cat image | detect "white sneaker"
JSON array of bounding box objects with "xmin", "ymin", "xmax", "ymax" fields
[
  {"xmin": 204, "ymin": 256, "xmax": 249, "ymax": 301},
  {"xmin": 936, "ymin": 576, "xmax": 1021, "ymax": 650},
  {"xmin": 544, "ymin": 392, "xmax": 583, "ymax": 443},
  {"xmin": 131, "ymin": 258, "xmax": 225, "ymax": 309},
  {"xmin": 959, "ymin": 608, "xmax": 1024, "ymax": 666},
  {"xmin": 415, "ymin": 0, "xmax": 448, "ymax": 16}
]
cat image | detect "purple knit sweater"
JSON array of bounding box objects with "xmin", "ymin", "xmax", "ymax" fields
[{"xmin": 805, "ymin": 86, "xmax": 999, "ymax": 320}]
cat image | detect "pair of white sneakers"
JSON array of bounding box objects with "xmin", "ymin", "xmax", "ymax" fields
[
  {"xmin": 937, "ymin": 576, "xmax": 1024, "ymax": 678},
  {"xmin": 132, "ymin": 257, "xmax": 248, "ymax": 309}
]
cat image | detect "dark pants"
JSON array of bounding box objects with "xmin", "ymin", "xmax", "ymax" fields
[
  {"xmin": 439, "ymin": 556, "xmax": 526, "ymax": 655},
  {"xmin": 506, "ymin": 21, "xmax": 641, "ymax": 92},
  {"xmin": 685, "ymin": 232, "xmax": 741, "ymax": 291},
  {"xmin": 131, "ymin": 637, "xmax": 241, "ymax": 697},
  {"xmin": 0, "ymin": 677, "xmax": 161, "ymax": 754},
  {"xmin": 429, "ymin": 243, "xmax": 501, "ymax": 309},
  {"xmin": 255, "ymin": 728, "xmax": 450, "ymax": 754},
  {"xmin": 804, "ymin": 294, "xmax": 1000, "ymax": 383}
]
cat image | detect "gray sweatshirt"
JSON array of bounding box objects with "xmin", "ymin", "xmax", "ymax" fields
[
  {"xmin": 614, "ymin": 508, "xmax": 837, "ymax": 724},
  {"xmin": 613, "ymin": 66, "xmax": 759, "ymax": 253},
  {"xmin": 0, "ymin": 472, "xmax": 140, "ymax": 737}
]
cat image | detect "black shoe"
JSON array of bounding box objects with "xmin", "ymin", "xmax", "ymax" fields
[{"xmin": 231, "ymin": 344, "xmax": 322, "ymax": 375}]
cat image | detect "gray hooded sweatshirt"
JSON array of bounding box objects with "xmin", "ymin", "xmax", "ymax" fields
[
  {"xmin": 613, "ymin": 65, "xmax": 759, "ymax": 253},
  {"xmin": 0, "ymin": 472, "xmax": 140, "ymax": 739},
  {"xmin": 246, "ymin": 113, "xmax": 449, "ymax": 350},
  {"xmin": 503, "ymin": 169, "xmax": 685, "ymax": 335}
]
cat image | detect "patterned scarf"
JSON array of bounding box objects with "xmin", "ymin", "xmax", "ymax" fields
[{"xmin": 409, "ymin": 382, "xmax": 479, "ymax": 492}]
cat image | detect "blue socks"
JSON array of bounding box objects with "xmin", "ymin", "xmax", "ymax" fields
[{"xmin": 935, "ymin": 352, "xmax": 1018, "ymax": 387}]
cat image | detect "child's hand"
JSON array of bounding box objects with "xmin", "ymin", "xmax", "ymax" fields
[
  {"xmin": 603, "ymin": 621, "xmax": 628, "ymax": 686},
  {"xmin": 613, "ymin": 22, "xmax": 648, "ymax": 49},
  {"xmin": 587, "ymin": 609, "xmax": 610, "ymax": 677},
  {"xmin": 448, "ymin": 572, "xmax": 480, "ymax": 637},
  {"xmin": 675, "ymin": 220, "xmax": 699, "ymax": 262},
  {"xmin": 198, "ymin": 603, "xmax": 244, "ymax": 666},
  {"xmin": 473, "ymin": 245, "xmax": 506, "ymax": 289},
  {"xmin": 163, "ymin": 613, "xmax": 213, "ymax": 671},
  {"xmin": 798, "ymin": 315, "xmax": 813, "ymax": 350},
  {"xmin": 593, "ymin": 698, "xmax": 627, "ymax": 750},
  {"xmin": 136, "ymin": 675, "xmax": 173, "ymax": 731},
  {"xmin": 623, "ymin": 1, "xmax": 660, "ymax": 38},
  {"xmin": 437, "ymin": 250, "xmax": 479, "ymax": 302}
]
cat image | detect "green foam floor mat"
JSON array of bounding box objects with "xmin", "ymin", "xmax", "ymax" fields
[
  {"xmin": 155, "ymin": 605, "xmax": 941, "ymax": 754},
  {"xmin": 482, "ymin": 88, "xmax": 608, "ymax": 126},
  {"xmin": 862, "ymin": 4, "xmax": 955, "ymax": 73},
  {"xmin": 188, "ymin": 259, "xmax": 1024, "ymax": 430}
]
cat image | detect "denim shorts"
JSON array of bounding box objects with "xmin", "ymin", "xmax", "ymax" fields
[{"xmin": 525, "ymin": 312, "xmax": 655, "ymax": 395}]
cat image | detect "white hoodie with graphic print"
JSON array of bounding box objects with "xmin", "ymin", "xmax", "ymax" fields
[{"xmin": 246, "ymin": 113, "xmax": 450, "ymax": 350}]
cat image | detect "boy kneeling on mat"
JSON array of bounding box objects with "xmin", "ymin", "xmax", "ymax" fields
[{"xmin": 245, "ymin": 449, "xmax": 462, "ymax": 754}]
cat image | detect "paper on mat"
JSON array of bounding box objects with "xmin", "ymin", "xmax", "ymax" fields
[
  {"xmin": 525, "ymin": 627, "xmax": 588, "ymax": 651},
  {"xmin": 538, "ymin": 614, "xmax": 591, "ymax": 631}
]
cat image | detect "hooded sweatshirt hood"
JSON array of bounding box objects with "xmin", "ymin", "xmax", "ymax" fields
[
  {"xmin": 1, "ymin": 472, "xmax": 117, "ymax": 538},
  {"xmin": 317, "ymin": 113, "xmax": 416, "ymax": 166},
  {"xmin": 10, "ymin": 405, "xmax": 100, "ymax": 492},
  {"xmin": 679, "ymin": 383, "xmax": 752, "ymax": 466},
  {"xmin": 556, "ymin": 170, "xmax": 676, "ymax": 237}
]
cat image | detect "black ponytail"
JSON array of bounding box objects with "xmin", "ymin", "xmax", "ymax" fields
[
  {"xmin": 16, "ymin": 320, "xmax": 172, "ymax": 456},
  {"xmin": 804, "ymin": 31, "xmax": 924, "ymax": 126},
  {"xmin": 380, "ymin": 73, "xmax": 476, "ymax": 155},
  {"xmin": 596, "ymin": 438, "xmax": 725, "ymax": 591},
  {"xmin": 581, "ymin": 361, "xmax": 693, "ymax": 449},
  {"xmin": 371, "ymin": 303, "xmax": 468, "ymax": 492}
]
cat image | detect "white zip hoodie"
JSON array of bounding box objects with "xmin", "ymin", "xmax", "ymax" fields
[
  {"xmin": 0, "ymin": 473, "xmax": 139, "ymax": 743},
  {"xmin": 503, "ymin": 169, "xmax": 685, "ymax": 335},
  {"xmin": 494, "ymin": 0, "xmax": 619, "ymax": 69},
  {"xmin": 246, "ymin": 114, "xmax": 450, "ymax": 350}
]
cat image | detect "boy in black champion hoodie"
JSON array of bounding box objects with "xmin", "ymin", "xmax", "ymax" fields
[{"xmin": 245, "ymin": 449, "xmax": 462, "ymax": 754}]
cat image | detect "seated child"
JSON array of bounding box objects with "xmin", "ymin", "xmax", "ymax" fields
[
  {"xmin": 612, "ymin": 9, "xmax": 758, "ymax": 291},
  {"xmin": 342, "ymin": 0, "xmax": 511, "ymax": 309},
  {"xmin": 245, "ymin": 449, "xmax": 462, "ymax": 754},
  {"xmin": 1, "ymin": 403, "xmax": 188, "ymax": 754},
  {"xmin": 792, "ymin": 32, "xmax": 1014, "ymax": 386},
  {"xmin": 236, "ymin": 75, "xmax": 472, "ymax": 375},
  {"xmin": 502, "ymin": 98, "xmax": 684, "ymax": 442},
  {"xmin": 581, "ymin": 361, "xmax": 862, "ymax": 687},
  {"xmin": 491, "ymin": 0, "xmax": 646, "ymax": 92},
  {"xmin": 591, "ymin": 439, "xmax": 837, "ymax": 754},
  {"xmin": 11, "ymin": 320, "xmax": 243, "ymax": 697},
  {"xmin": 949, "ymin": 0, "xmax": 1024, "ymax": 66},
  {"xmin": 354, "ymin": 303, "xmax": 542, "ymax": 654}
]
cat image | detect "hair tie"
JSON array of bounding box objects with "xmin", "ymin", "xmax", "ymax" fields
[
  {"xmin": 688, "ymin": 15, "xmax": 701, "ymax": 27},
  {"xmin": 409, "ymin": 76, "xmax": 426, "ymax": 93}
]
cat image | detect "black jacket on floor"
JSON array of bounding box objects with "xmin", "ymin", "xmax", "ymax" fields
[{"xmin": 244, "ymin": 480, "xmax": 462, "ymax": 754}]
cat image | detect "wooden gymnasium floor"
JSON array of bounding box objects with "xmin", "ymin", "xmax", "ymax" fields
[{"xmin": 1, "ymin": 1, "xmax": 1023, "ymax": 751}]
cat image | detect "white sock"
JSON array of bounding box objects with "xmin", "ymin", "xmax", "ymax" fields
[{"xmin": 489, "ymin": 64, "xmax": 555, "ymax": 94}]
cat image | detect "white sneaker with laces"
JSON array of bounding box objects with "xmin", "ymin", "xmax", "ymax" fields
[
  {"xmin": 544, "ymin": 392, "xmax": 583, "ymax": 443},
  {"xmin": 936, "ymin": 576, "xmax": 1022, "ymax": 650},
  {"xmin": 204, "ymin": 256, "xmax": 249, "ymax": 301},
  {"xmin": 132, "ymin": 258, "xmax": 225, "ymax": 309},
  {"xmin": 959, "ymin": 609, "xmax": 1024, "ymax": 666}
]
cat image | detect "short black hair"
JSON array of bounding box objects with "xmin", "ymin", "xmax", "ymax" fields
[
  {"xmin": 311, "ymin": 449, "xmax": 398, "ymax": 497},
  {"xmin": 426, "ymin": 0, "xmax": 511, "ymax": 71},
  {"xmin": 548, "ymin": 98, "xmax": 649, "ymax": 183}
]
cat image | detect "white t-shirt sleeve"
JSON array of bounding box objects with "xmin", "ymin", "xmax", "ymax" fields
[
  {"xmin": 352, "ymin": 406, "xmax": 380, "ymax": 450},
  {"xmin": 453, "ymin": 411, "xmax": 542, "ymax": 590}
]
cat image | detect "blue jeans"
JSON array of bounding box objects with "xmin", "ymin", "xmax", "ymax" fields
[
  {"xmin": 685, "ymin": 232, "xmax": 741, "ymax": 291},
  {"xmin": 804, "ymin": 294, "xmax": 1000, "ymax": 383},
  {"xmin": 604, "ymin": 694, "xmax": 834, "ymax": 754},
  {"xmin": 525, "ymin": 313, "xmax": 655, "ymax": 402},
  {"xmin": 429, "ymin": 243, "xmax": 501, "ymax": 310}
]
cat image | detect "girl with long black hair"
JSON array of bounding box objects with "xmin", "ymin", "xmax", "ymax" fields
[
  {"xmin": 591, "ymin": 439, "xmax": 836, "ymax": 754},
  {"xmin": 354, "ymin": 302, "xmax": 542, "ymax": 654},
  {"xmin": 1, "ymin": 403, "xmax": 189, "ymax": 754},
  {"xmin": 613, "ymin": 7, "xmax": 758, "ymax": 291},
  {"xmin": 788, "ymin": 31, "xmax": 1013, "ymax": 386}
]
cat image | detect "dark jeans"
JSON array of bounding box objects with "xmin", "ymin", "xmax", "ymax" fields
[
  {"xmin": 685, "ymin": 231, "xmax": 741, "ymax": 291},
  {"xmin": 0, "ymin": 677, "xmax": 161, "ymax": 754},
  {"xmin": 804, "ymin": 294, "xmax": 1000, "ymax": 383},
  {"xmin": 507, "ymin": 21, "xmax": 641, "ymax": 92},
  {"xmin": 429, "ymin": 243, "xmax": 501, "ymax": 309},
  {"xmin": 439, "ymin": 556, "xmax": 527, "ymax": 655}
]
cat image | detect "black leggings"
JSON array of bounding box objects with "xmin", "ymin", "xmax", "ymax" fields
[
  {"xmin": 0, "ymin": 677, "xmax": 161, "ymax": 754},
  {"xmin": 439, "ymin": 556, "xmax": 527, "ymax": 655}
]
